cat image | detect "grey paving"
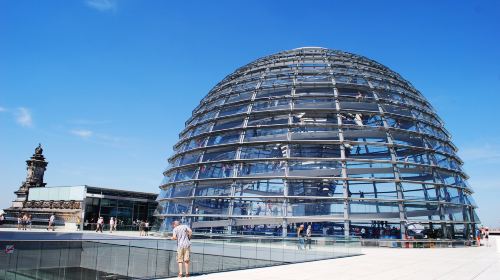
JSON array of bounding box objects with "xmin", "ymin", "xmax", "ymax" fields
[{"xmin": 189, "ymin": 237, "xmax": 500, "ymax": 280}]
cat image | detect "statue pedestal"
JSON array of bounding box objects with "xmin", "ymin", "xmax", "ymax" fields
[
  {"xmin": 10, "ymin": 201, "xmax": 24, "ymax": 208},
  {"xmin": 4, "ymin": 144, "xmax": 49, "ymax": 219}
]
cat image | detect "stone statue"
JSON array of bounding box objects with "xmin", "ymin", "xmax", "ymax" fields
[
  {"xmin": 22, "ymin": 143, "xmax": 48, "ymax": 187},
  {"xmin": 6, "ymin": 144, "xmax": 49, "ymax": 213},
  {"xmin": 26, "ymin": 166, "xmax": 34, "ymax": 181},
  {"xmin": 35, "ymin": 143, "xmax": 43, "ymax": 155}
]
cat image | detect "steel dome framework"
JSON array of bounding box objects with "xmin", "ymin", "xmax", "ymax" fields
[{"xmin": 156, "ymin": 47, "xmax": 479, "ymax": 239}]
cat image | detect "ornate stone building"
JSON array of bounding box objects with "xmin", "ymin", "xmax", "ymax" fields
[
  {"xmin": 10, "ymin": 144, "xmax": 48, "ymax": 209},
  {"xmin": 4, "ymin": 144, "xmax": 157, "ymax": 230},
  {"xmin": 4, "ymin": 144, "xmax": 82, "ymax": 228}
]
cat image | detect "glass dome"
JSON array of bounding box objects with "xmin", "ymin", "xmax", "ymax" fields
[{"xmin": 156, "ymin": 47, "xmax": 479, "ymax": 239}]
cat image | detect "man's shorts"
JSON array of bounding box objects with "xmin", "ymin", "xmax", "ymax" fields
[{"xmin": 177, "ymin": 247, "xmax": 190, "ymax": 263}]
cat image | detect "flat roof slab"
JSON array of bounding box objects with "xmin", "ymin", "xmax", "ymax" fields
[{"xmin": 190, "ymin": 237, "xmax": 500, "ymax": 280}]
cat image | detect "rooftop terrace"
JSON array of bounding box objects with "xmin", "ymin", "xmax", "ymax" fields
[
  {"xmin": 0, "ymin": 229, "xmax": 497, "ymax": 279},
  {"xmin": 192, "ymin": 236, "xmax": 500, "ymax": 280}
]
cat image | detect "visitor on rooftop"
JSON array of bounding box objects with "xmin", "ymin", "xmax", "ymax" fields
[
  {"xmin": 22, "ymin": 213, "xmax": 28, "ymax": 230},
  {"xmin": 306, "ymin": 224, "xmax": 312, "ymax": 249},
  {"xmin": 76, "ymin": 216, "xmax": 81, "ymax": 231},
  {"xmin": 95, "ymin": 216, "xmax": 103, "ymax": 233},
  {"xmin": 144, "ymin": 221, "xmax": 150, "ymax": 236},
  {"xmin": 484, "ymin": 227, "xmax": 490, "ymax": 247},
  {"xmin": 109, "ymin": 217, "xmax": 115, "ymax": 233},
  {"xmin": 171, "ymin": 220, "xmax": 192, "ymax": 278},
  {"xmin": 139, "ymin": 220, "xmax": 145, "ymax": 236},
  {"xmin": 476, "ymin": 227, "xmax": 481, "ymax": 247},
  {"xmin": 47, "ymin": 213, "xmax": 56, "ymax": 231},
  {"xmin": 297, "ymin": 224, "xmax": 306, "ymax": 250},
  {"xmin": 355, "ymin": 91, "xmax": 364, "ymax": 102},
  {"xmin": 17, "ymin": 214, "xmax": 22, "ymax": 230},
  {"xmin": 27, "ymin": 214, "xmax": 32, "ymax": 230}
]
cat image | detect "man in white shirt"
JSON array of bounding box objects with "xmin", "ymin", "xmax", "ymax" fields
[
  {"xmin": 47, "ymin": 213, "xmax": 55, "ymax": 231},
  {"xmin": 109, "ymin": 217, "xmax": 115, "ymax": 233},
  {"xmin": 306, "ymin": 224, "xmax": 312, "ymax": 249},
  {"xmin": 172, "ymin": 221, "xmax": 192, "ymax": 278},
  {"xmin": 95, "ymin": 217, "xmax": 104, "ymax": 233}
]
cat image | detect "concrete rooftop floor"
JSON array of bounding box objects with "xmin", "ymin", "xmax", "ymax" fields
[
  {"xmin": 190, "ymin": 236, "xmax": 500, "ymax": 280},
  {"xmin": 2, "ymin": 228, "xmax": 498, "ymax": 279}
]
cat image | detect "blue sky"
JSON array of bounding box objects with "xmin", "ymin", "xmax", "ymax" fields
[{"xmin": 1, "ymin": 0, "xmax": 499, "ymax": 227}]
